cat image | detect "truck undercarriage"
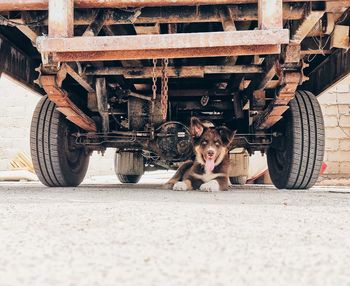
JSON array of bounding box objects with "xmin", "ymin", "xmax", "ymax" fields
[{"xmin": 0, "ymin": 0, "xmax": 349, "ymax": 188}]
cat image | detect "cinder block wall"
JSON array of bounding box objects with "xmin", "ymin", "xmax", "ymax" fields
[{"xmin": 318, "ymin": 79, "xmax": 350, "ymax": 178}]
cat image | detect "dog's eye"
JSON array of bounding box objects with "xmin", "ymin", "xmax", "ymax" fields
[
  {"xmin": 215, "ymin": 141, "xmax": 221, "ymax": 146},
  {"xmin": 201, "ymin": 141, "xmax": 208, "ymax": 146}
]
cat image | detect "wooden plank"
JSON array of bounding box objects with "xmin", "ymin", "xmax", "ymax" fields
[{"xmin": 48, "ymin": 0, "xmax": 74, "ymax": 38}]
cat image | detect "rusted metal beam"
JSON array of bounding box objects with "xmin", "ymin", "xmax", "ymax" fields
[
  {"xmin": 10, "ymin": 19, "xmax": 39, "ymax": 44},
  {"xmin": 255, "ymin": 71, "xmax": 301, "ymax": 129},
  {"xmin": 38, "ymin": 30, "xmax": 289, "ymax": 53},
  {"xmin": 63, "ymin": 64, "xmax": 95, "ymax": 93},
  {"xmin": 301, "ymin": 49, "xmax": 331, "ymax": 55},
  {"xmin": 43, "ymin": 45, "xmax": 282, "ymax": 62},
  {"xmin": 129, "ymin": 91, "xmax": 153, "ymax": 101},
  {"xmin": 134, "ymin": 23, "xmax": 161, "ymax": 35},
  {"xmin": 259, "ymin": 0, "xmax": 283, "ymax": 30},
  {"xmin": 220, "ymin": 6, "xmax": 236, "ymax": 32},
  {"xmin": 40, "ymin": 75, "xmax": 97, "ymax": 131},
  {"xmin": 326, "ymin": 1, "xmax": 350, "ymax": 13},
  {"xmin": 254, "ymin": 42, "xmax": 308, "ymax": 129},
  {"xmin": 291, "ymin": 9, "xmax": 325, "ymax": 44},
  {"xmin": 0, "ymin": 33, "xmax": 42, "ymax": 94},
  {"xmin": 82, "ymin": 10, "xmax": 109, "ymax": 37},
  {"xmin": 96, "ymin": 78, "xmax": 109, "ymax": 133},
  {"xmin": 169, "ymin": 89, "xmax": 231, "ymax": 97},
  {"xmin": 257, "ymin": 60, "xmax": 278, "ymax": 90},
  {"xmin": 103, "ymin": 23, "xmax": 145, "ymax": 92},
  {"xmin": 86, "ymin": 65, "xmax": 264, "ymax": 78},
  {"xmin": 302, "ymin": 48, "xmax": 350, "ymax": 96},
  {"xmin": 331, "ymin": 25, "xmax": 350, "ymax": 49},
  {"xmin": 13, "ymin": 4, "xmax": 304, "ymax": 28},
  {"xmin": 48, "ymin": 0, "xmax": 74, "ymax": 38},
  {"xmin": 69, "ymin": 4, "xmax": 306, "ymax": 25},
  {"xmin": 219, "ymin": 6, "xmax": 238, "ymax": 75},
  {"xmin": 0, "ymin": 0, "xmax": 344, "ymax": 11},
  {"xmin": 245, "ymin": 56, "xmax": 278, "ymax": 98},
  {"xmin": 37, "ymin": 30, "xmax": 289, "ymax": 61}
]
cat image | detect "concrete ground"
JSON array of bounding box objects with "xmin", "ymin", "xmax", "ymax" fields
[{"xmin": 0, "ymin": 182, "xmax": 350, "ymax": 286}]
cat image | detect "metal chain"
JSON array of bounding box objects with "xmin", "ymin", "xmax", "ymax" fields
[
  {"xmin": 152, "ymin": 59, "xmax": 158, "ymax": 101},
  {"xmin": 161, "ymin": 58, "xmax": 169, "ymax": 120},
  {"xmin": 150, "ymin": 59, "xmax": 158, "ymax": 121}
]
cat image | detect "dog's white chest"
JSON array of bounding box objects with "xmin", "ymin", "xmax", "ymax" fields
[{"xmin": 193, "ymin": 171, "xmax": 226, "ymax": 183}]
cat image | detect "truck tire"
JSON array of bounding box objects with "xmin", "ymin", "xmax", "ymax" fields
[
  {"xmin": 267, "ymin": 90, "xmax": 325, "ymax": 189},
  {"xmin": 117, "ymin": 174, "xmax": 142, "ymax": 184},
  {"xmin": 30, "ymin": 96, "xmax": 90, "ymax": 187},
  {"xmin": 230, "ymin": 176, "xmax": 247, "ymax": 185},
  {"xmin": 115, "ymin": 151, "xmax": 144, "ymax": 184}
]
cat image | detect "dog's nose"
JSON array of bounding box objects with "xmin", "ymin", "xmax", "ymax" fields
[{"xmin": 207, "ymin": 150, "xmax": 214, "ymax": 157}]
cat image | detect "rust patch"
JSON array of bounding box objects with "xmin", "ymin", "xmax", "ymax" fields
[
  {"xmin": 51, "ymin": 46, "xmax": 281, "ymax": 62},
  {"xmin": 40, "ymin": 75, "xmax": 97, "ymax": 132}
]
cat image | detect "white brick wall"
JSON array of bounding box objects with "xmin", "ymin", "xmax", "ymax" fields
[
  {"xmin": 318, "ymin": 75, "xmax": 350, "ymax": 178},
  {"xmin": 0, "ymin": 75, "xmax": 40, "ymax": 170},
  {"xmin": 0, "ymin": 75, "xmax": 115, "ymax": 177}
]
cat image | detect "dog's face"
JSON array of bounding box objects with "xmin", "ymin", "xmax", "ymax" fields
[{"xmin": 190, "ymin": 117, "xmax": 235, "ymax": 172}]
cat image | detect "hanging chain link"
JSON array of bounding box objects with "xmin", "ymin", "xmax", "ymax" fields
[
  {"xmin": 152, "ymin": 59, "xmax": 158, "ymax": 101},
  {"xmin": 161, "ymin": 58, "xmax": 169, "ymax": 120},
  {"xmin": 151, "ymin": 58, "xmax": 169, "ymax": 121}
]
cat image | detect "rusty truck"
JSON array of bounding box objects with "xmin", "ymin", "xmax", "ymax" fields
[{"xmin": 0, "ymin": 0, "xmax": 349, "ymax": 189}]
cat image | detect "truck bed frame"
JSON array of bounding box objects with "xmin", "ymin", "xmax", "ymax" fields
[{"xmin": 0, "ymin": 0, "xmax": 349, "ymax": 188}]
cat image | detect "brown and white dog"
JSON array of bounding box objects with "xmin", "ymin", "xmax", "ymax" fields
[{"xmin": 165, "ymin": 117, "xmax": 235, "ymax": 192}]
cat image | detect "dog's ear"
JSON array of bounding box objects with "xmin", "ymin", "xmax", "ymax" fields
[
  {"xmin": 190, "ymin": 117, "xmax": 205, "ymax": 138},
  {"xmin": 217, "ymin": 126, "xmax": 236, "ymax": 146}
]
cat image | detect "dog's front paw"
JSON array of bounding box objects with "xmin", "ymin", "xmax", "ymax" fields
[
  {"xmin": 173, "ymin": 182, "xmax": 189, "ymax": 191},
  {"xmin": 163, "ymin": 182, "xmax": 174, "ymax": 190},
  {"xmin": 200, "ymin": 180, "xmax": 220, "ymax": 192}
]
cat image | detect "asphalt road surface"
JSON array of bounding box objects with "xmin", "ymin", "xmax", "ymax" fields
[{"xmin": 0, "ymin": 182, "xmax": 350, "ymax": 286}]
